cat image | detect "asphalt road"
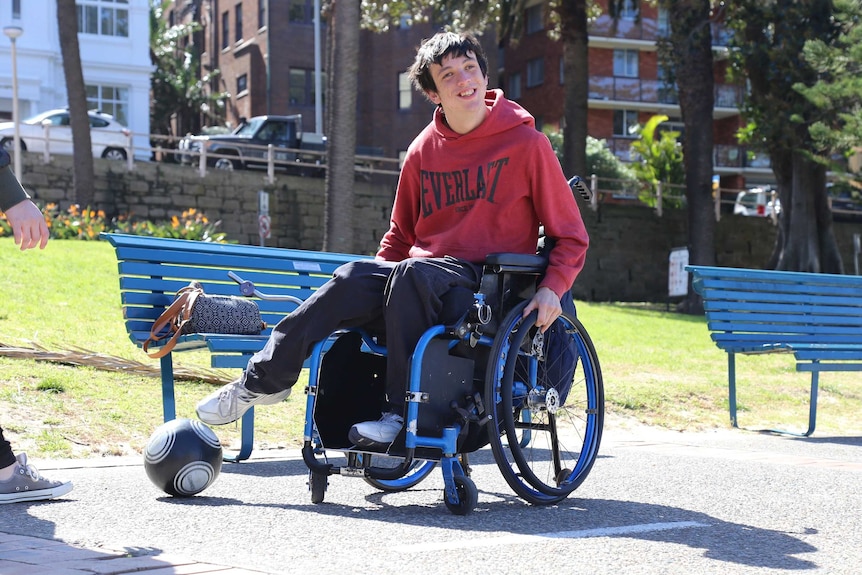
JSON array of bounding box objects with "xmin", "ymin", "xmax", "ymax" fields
[{"xmin": 2, "ymin": 417, "xmax": 860, "ymax": 575}]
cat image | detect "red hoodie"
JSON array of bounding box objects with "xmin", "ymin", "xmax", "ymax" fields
[{"xmin": 377, "ymin": 89, "xmax": 589, "ymax": 298}]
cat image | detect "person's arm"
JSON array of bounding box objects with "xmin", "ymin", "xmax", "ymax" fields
[
  {"xmin": 0, "ymin": 150, "xmax": 49, "ymax": 250},
  {"xmin": 376, "ymin": 152, "xmax": 421, "ymax": 262},
  {"xmin": 522, "ymin": 135, "xmax": 589, "ymax": 331},
  {"xmin": 0, "ymin": 150, "xmax": 28, "ymax": 212}
]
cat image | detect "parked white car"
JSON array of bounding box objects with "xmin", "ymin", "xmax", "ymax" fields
[
  {"xmin": 734, "ymin": 187, "xmax": 780, "ymax": 217},
  {"xmin": 0, "ymin": 109, "xmax": 131, "ymax": 160}
]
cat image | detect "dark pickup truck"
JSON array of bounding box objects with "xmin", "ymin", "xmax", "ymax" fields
[{"xmin": 177, "ymin": 114, "xmax": 325, "ymax": 172}]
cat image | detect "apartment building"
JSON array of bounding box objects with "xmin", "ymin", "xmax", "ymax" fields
[
  {"xmin": 169, "ymin": 0, "xmax": 500, "ymax": 161},
  {"xmin": 170, "ymin": 1, "xmax": 761, "ymax": 190},
  {"xmin": 0, "ymin": 0, "xmax": 152, "ymax": 159},
  {"xmin": 500, "ymin": 0, "xmax": 770, "ymax": 192}
]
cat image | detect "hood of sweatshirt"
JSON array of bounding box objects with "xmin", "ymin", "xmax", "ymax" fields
[{"xmin": 431, "ymin": 88, "xmax": 535, "ymax": 142}]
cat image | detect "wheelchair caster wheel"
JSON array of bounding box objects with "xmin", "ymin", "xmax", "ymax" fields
[
  {"xmin": 309, "ymin": 470, "xmax": 327, "ymax": 504},
  {"xmin": 444, "ymin": 475, "xmax": 478, "ymax": 516}
]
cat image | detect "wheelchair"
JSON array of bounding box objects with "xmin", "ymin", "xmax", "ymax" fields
[{"xmin": 300, "ymin": 236, "xmax": 604, "ymax": 515}]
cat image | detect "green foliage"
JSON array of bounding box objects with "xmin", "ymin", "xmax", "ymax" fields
[
  {"xmin": 793, "ymin": 0, "xmax": 862, "ymax": 164},
  {"xmin": 629, "ymin": 115, "xmax": 685, "ymax": 207},
  {"xmin": 544, "ymin": 128, "xmax": 638, "ymax": 191},
  {"xmin": 0, "ymin": 204, "xmax": 229, "ymax": 243},
  {"xmin": 150, "ymin": 0, "xmax": 227, "ymax": 138},
  {"xmin": 725, "ymin": 0, "xmax": 845, "ymax": 158}
]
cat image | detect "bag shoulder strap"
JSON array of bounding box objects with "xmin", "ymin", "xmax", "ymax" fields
[{"xmin": 142, "ymin": 286, "xmax": 201, "ymax": 359}]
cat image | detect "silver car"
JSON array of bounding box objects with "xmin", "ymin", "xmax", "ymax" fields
[{"xmin": 0, "ymin": 108, "xmax": 130, "ymax": 160}]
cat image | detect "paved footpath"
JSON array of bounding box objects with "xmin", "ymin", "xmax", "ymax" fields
[{"xmin": 1, "ymin": 417, "xmax": 860, "ymax": 575}]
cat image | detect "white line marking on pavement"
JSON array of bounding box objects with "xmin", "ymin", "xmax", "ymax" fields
[{"xmin": 393, "ymin": 521, "xmax": 709, "ymax": 553}]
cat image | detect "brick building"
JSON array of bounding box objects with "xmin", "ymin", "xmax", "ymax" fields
[
  {"xmin": 165, "ymin": 0, "xmax": 761, "ymax": 190},
  {"xmin": 500, "ymin": 0, "xmax": 769, "ymax": 191}
]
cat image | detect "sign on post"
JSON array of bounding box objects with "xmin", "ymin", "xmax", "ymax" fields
[
  {"xmin": 258, "ymin": 190, "xmax": 270, "ymax": 246},
  {"xmin": 668, "ymin": 247, "xmax": 689, "ymax": 298}
]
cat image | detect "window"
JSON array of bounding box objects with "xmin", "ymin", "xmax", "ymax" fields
[
  {"xmin": 12, "ymin": 0, "xmax": 20, "ymax": 19},
  {"xmin": 237, "ymin": 74, "xmax": 248, "ymax": 95},
  {"xmin": 235, "ymin": 4, "xmax": 243, "ymax": 43},
  {"xmin": 86, "ymin": 84, "xmax": 129, "ymax": 127},
  {"xmin": 221, "ymin": 11, "xmax": 229, "ymax": 49},
  {"xmin": 613, "ymin": 109, "xmax": 639, "ymax": 137},
  {"xmin": 526, "ymin": 5, "xmax": 544, "ymax": 34},
  {"xmin": 620, "ymin": 0, "xmax": 639, "ymax": 19},
  {"xmin": 508, "ymin": 72, "xmax": 521, "ymax": 99},
  {"xmin": 77, "ymin": 0, "xmax": 129, "ymax": 37},
  {"xmin": 398, "ymin": 73, "xmax": 412, "ymax": 110},
  {"xmin": 657, "ymin": 6, "xmax": 670, "ymax": 37},
  {"xmin": 526, "ymin": 58, "xmax": 544, "ymax": 88},
  {"xmin": 288, "ymin": 0, "xmax": 313, "ymax": 24},
  {"xmin": 259, "ymin": 0, "xmax": 266, "ymax": 29},
  {"xmin": 613, "ymin": 49, "xmax": 639, "ymax": 77},
  {"xmin": 290, "ymin": 68, "xmax": 323, "ymax": 106}
]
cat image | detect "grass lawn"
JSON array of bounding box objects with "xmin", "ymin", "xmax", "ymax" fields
[{"xmin": 1, "ymin": 237, "xmax": 860, "ymax": 460}]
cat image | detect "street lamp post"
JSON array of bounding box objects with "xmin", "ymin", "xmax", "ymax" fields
[{"xmin": 3, "ymin": 25, "xmax": 23, "ymax": 178}]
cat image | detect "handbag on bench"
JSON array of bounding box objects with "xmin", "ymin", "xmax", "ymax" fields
[{"xmin": 143, "ymin": 281, "xmax": 266, "ymax": 359}]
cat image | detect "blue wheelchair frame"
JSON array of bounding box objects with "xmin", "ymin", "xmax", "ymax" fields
[{"xmin": 299, "ymin": 252, "xmax": 604, "ymax": 515}]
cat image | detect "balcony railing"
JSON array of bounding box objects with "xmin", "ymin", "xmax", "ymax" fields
[
  {"xmin": 589, "ymin": 77, "xmax": 741, "ymax": 108},
  {"xmin": 588, "ymin": 15, "xmax": 731, "ymax": 47},
  {"xmin": 714, "ymin": 144, "xmax": 771, "ymax": 169}
]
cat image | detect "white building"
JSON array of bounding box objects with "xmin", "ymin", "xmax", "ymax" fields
[{"xmin": 0, "ymin": 0, "xmax": 151, "ymax": 159}]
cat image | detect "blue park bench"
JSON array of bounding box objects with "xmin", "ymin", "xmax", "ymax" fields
[
  {"xmin": 687, "ymin": 265, "xmax": 862, "ymax": 436},
  {"xmin": 103, "ymin": 233, "xmax": 364, "ymax": 460}
]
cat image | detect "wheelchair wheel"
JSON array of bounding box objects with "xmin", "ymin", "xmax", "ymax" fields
[
  {"xmin": 361, "ymin": 456, "xmax": 438, "ymax": 492},
  {"xmin": 485, "ymin": 301, "xmax": 604, "ymax": 505},
  {"xmin": 309, "ymin": 470, "xmax": 328, "ymax": 504},
  {"xmin": 444, "ymin": 475, "xmax": 478, "ymax": 516}
]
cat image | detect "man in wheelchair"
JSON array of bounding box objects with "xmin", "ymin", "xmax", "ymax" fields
[{"xmin": 196, "ymin": 31, "xmax": 589, "ymax": 450}]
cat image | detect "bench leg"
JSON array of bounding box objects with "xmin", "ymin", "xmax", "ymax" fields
[
  {"xmin": 728, "ymin": 352, "xmax": 739, "ymax": 428},
  {"xmin": 222, "ymin": 408, "xmax": 255, "ymax": 463},
  {"xmin": 160, "ymin": 354, "xmax": 177, "ymax": 422},
  {"xmin": 804, "ymin": 368, "xmax": 819, "ymax": 437}
]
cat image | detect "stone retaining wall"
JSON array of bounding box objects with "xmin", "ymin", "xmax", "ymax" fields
[{"xmin": 17, "ymin": 153, "xmax": 861, "ymax": 302}]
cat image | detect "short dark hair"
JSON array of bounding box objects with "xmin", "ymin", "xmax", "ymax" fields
[{"xmin": 407, "ymin": 32, "xmax": 488, "ymax": 95}]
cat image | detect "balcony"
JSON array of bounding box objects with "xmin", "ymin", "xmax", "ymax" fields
[
  {"xmin": 589, "ymin": 16, "xmax": 731, "ymax": 48},
  {"xmin": 589, "ymin": 77, "xmax": 741, "ymax": 113},
  {"xmin": 604, "ymin": 139, "xmax": 771, "ymax": 174},
  {"xmin": 714, "ymin": 144, "xmax": 771, "ymax": 170}
]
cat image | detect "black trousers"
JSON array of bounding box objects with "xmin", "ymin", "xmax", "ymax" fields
[
  {"xmin": 241, "ymin": 257, "xmax": 482, "ymax": 411},
  {"xmin": 0, "ymin": 426, "xmax": 16, "ymax": 469}
]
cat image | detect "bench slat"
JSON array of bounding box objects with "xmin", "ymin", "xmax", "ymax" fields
[
  {"xmin": 707, "ymin": 321, "xmax": 862, "ymax": 337},
  {"xmin": 703, "ymin": 300, "xmax": 862, "ymax": 316},
  {"xmin": 117, "ymin": 261, "xmax": 335, "ymax": 290}
]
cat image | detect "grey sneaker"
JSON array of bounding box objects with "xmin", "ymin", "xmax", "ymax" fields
[
  {"xmin": 196, "ymin": 379, "xmax": 291, "ymax": 425},
  {"xmin": 348, "ymin": 412, "xmax": 404, "ymax": 447},
  {"xmin": 0, "ymin": 454, "xmax": 73, "ymax": 504}
]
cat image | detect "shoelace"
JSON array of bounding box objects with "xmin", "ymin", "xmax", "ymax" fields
[
  {"xmin": 19, "ymin": 461, "xmax": 46, "ymax": 483},
  {"xmin": 217, "ymin": 382, "xmax": 262, "ymax": 419},
  {"xmin": 381, "ymin": 413, "xmax": 403, "ymax": 424},
  {"xmin": 217, "ymin": 383, "xmax": 241, "ymax": 418}
]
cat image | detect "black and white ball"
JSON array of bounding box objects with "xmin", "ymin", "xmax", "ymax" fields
[{"xmin": 144, "ymin": 418, "xmax": 223, "ymax": 497}]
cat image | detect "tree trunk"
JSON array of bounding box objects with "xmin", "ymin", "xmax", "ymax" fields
[
  {"xmin": 322, "ymin": 0, "xmax": 359, "ymax": 253},
  {"xmin": 665, "ymin": 0, "xmax": 716, "ymax": 313},
  {"xmin": 56, "ymin": 0, "xmax": 96, "ymax": 207},
  {"xmin": 558, "ymin": 1, "xmax": 588, "ymax": 179},
  {"xmin": 770, "ymin": 151, "xmax": 843, "ymax": 272}
]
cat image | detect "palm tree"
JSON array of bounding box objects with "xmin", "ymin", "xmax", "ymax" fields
[{"xmin": 56, "ymin": 0, "xmax": 95, "ymax": 206}]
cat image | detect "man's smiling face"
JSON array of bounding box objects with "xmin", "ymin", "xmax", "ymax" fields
[{"xmin": 426, "ymin": 51, "xmax": 489, "ymax": 123}]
